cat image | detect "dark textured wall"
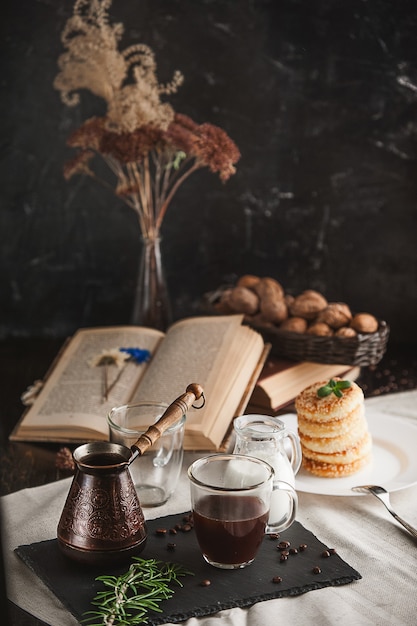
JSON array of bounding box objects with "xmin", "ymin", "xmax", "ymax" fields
[{"xmin": 1, "ymin": 0, "xmax": 417, "ymax": 342}]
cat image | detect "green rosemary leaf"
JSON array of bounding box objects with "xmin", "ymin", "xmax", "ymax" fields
[{"xmin": 82, "ymin": 557, "xmax": 193, "ymax": 626}]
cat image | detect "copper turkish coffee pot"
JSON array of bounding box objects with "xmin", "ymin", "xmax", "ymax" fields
[{"xmin": 57, "ymin": 383, "xmax": 204, "ymax": 565}]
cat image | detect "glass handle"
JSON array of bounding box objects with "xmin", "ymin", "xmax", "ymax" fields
[
  {"xmin": 265, "ymin": 480, "xmax": 298, "ymax": 534},
  {"xmin": 285, "ymin": 430, "xmax": 302, "ymax": 475}
]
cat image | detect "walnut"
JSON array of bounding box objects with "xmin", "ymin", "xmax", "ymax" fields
[
  {"xmin": 227, "ymin": 286, "xmax": 260, "ymax": 315},
  {"xmin": 284, "ymin": 293, "xmax": 295, "ymax": 307},
  {"xmin": 351, "ymin": 313, "xmax": 379, "ymax": 334},
  {"xmin": 260, "ymin": 298, "xmax": 288, "ymax": 324},
  {"xmin": 306, "ymin": 322, "xmax": 333, "ymax": 336},
  {"xmin": 316, "ymin": 302, "xmax": 352, "ymax": 329},
  {"xmin": 289, "ymin": 290, "xmax": 328, "ymax": 320},
  {"xmin": 335, "ymin": 326, "xmax": 357, "ymax": 338},
  {"xmin": 212, "ymin": 288, "xmax": 235, "ymax": 313},
  {"xmin": 253, "ymin": 277, "xmax": 285, "ymax": 301},
  {"xmin": 237, "ymin": 274, "xmax": 261, "ymax": 291},
  {"xmin": 279, "ymin": 316, "xmax": 308, "ymax": 333}
]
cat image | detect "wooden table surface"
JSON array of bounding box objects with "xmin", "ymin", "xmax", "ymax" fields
[{"xmin": 1, "ymin": 337, "xmax": 416, "ymax": 625}]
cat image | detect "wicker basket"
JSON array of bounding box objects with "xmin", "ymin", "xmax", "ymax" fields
[
  {"xmin": 201, "ymin": 288, "xmax": 389, "ymax": 366},
  {"xmin": 248, "ymin": 319, "xmax": 390, "ymax": 366}
]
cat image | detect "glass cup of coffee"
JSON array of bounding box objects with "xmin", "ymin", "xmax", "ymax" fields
[
  {"xmin": 108, "ymin": 402, "xmax": 185, "ymax": 507},
  {"xmin": 188, "ymin": 454, "xmax": 298, "ymax": 569}
]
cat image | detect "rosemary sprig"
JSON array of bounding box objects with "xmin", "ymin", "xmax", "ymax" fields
[
  {"xmin": 317, "ymin": 378, "xmax": 352, "ymax": 398},
  {"xmin": 82, "ymin": 557, "xmax": 193, "ymax": 626}
]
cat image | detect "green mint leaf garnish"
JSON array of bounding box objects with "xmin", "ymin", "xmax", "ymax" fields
[
  {"xmin": 317, "ymin": 385, "xmax": 332, "ymax": 397},
  {"xmin": 337, "ymin": 380, "xmax": 352, "ymax": 389},
  {"xmin": 317, "ymin": 379, "xmax": 351, "ymax": 398}
]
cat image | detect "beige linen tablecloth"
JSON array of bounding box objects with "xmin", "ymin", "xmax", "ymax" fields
[{"xmin": 2, "ymin": 390, "xmax": 417, "ymax": 626}]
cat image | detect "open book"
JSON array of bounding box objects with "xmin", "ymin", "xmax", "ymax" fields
[
  {"xmin": 247, "ymin": 358, "xmax": 361, "ymax": 414},
  {"xmin": 10, "ymin": 315, "xmax": 267, "ymax": 451}
]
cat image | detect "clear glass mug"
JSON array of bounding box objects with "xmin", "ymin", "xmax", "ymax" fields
[
  {"xmin": 108, "ymin": 402, "xmax": 185, "ymax": 507},
  {"xmin": 188, "ymin": 454, "xmax": 298, "ymax": 569}
]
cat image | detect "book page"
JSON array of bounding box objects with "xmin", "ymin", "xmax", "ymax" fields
[
  {"xmin": 131, "ymin": 315, "xmax": 264, "ymax": 448},
  {"xmin": 204, "ymin": 326, "xmax": 264, "ymax": 446},
  {"xmin": 131, "ymin": 316, "xmax": 243, "ymax": 411},
  {"xmin": 12, "ymin": 326, "xmax": 164, "ymax": 441}
]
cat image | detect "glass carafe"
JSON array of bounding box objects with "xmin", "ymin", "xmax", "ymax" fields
[{"xmin": 233, "ymin": 414, "xmax": 302, "ymax": 487}]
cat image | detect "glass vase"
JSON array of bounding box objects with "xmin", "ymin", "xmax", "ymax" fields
[{"xmin": 131, "ymin": 235, "xmax": 172, "ymax": 331}]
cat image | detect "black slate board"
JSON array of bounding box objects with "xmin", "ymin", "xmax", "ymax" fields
[{"xmin": 16, "ymin": 513, "xmax": 361, "ymax": 625}]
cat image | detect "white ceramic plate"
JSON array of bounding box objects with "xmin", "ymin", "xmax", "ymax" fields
[{"xmin": 280, "ymin": 412, "xmax": 417, "ymax": 497}]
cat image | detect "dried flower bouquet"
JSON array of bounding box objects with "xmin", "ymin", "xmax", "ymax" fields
[{"xmin": 54, "ymin": 0, "xmax": 241, "ymax": 240}]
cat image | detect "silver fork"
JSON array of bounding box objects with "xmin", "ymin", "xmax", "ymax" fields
[{"xmin": 352, "ymin": 485, "xmax": 417, "ymax": 540}]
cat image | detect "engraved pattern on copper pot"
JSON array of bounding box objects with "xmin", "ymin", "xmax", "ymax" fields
[{"xmin": 59, "ymin": 471, "xmax": 145, "ymax": 547}]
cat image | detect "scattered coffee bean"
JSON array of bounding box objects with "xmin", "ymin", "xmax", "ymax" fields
[
  {"xmin": 272, "ymin": 576, "xmax": 283, "ymax": 584},
  {"xmin": 181, "ymin": 523, "xmax": 192, "ymax": 532},
  {"xmin": 329, "ymin": 548, "xmax": 337, "ymax": 555},
  {"xmin": 289, "ymin": 547, "xmax": 298, "ymax": 555},
  {"xmin": 299, "ymin": 543, "xmax": 308, "ymax": 551},
  {"xmin": 321, "ymin": 550, "xmax": 331, "ymax": 558},
  {"xmin": 277, "ymin": 540, "xmax": 291, "ymax": 550},
  {"xmin": 280, "ymin": 554, "xmax": 288, "ymax": 562},
  {"xmin": 312, "ymin": 566, "xmax": 321, "ymax": 574},
  {"xmin": 167, "ymin": 543, "xmax": 176, "ymax": 551},
  {"xmin": 155, "ymin": 528, "xmax": 167, "ymax": 536},
  {"xmin": 268, "ymin": 533, "xmax": 280, "ymax": 540},
  {"xmin": 200, "ymin": 579, "xmax": 211, "ymax": 587}
]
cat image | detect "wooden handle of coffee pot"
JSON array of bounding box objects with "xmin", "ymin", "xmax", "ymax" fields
[{"xmin": 129, "ymin": 384, "xmax": 204, "ymax": 460}]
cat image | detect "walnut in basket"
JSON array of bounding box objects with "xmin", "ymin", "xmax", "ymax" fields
[
  {"xmin": 260, "ymin": 298, "xmax": 288, "ymax": 324},
  {"xmin": 236, "ymin": 274, "xmax": 261, "ymax": 290},
  {"xmin": 350, "ymin": 313, "xmax": 379, "ymax": 333},
  {"xmin": 226, "ymin": 286, "xmax": 260, "ymax": 315},
  {"xmin": 212, "ymin": 288, "xmax": 235, "ymax": 314},
  {"xmin": 335, "ymin": 326, "xmax": 357, "ymax": 338},
  {"xmin": 306, "ymin": 322, "xmax": 333, "ymax": 336},
  {"xmin": 279, "ymin": 316, "xmax": 308, "ymax": 333},
  {"xmin": 289, "ymin": 290, "xmax": 328, "ymax": 320},
  {"xmin": 316, "ymin": 302, "xmax": 352, "ymax": 329},
  {"xmin": 253, "ymin": 277, "xmax": 285, "ymax": 301}
]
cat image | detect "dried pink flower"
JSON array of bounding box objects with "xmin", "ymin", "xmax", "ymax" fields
[
  {"xmin": 99, "ymin": 125, "xmax": 165, "ymax": 163},
  {"xmin": 191, "ymin": 123, "xmax": 241, "ymax": 181}
]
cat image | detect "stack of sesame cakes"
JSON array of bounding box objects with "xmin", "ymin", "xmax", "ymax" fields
[{"xmin": 295, "ymin": 378, "xmax": 372, "ymax": 478}]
